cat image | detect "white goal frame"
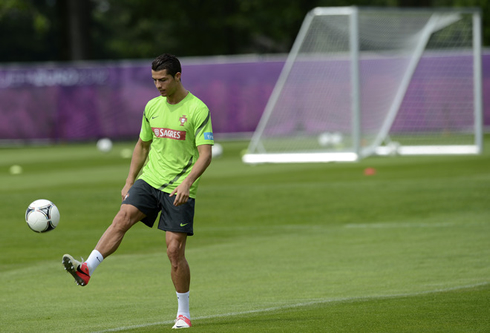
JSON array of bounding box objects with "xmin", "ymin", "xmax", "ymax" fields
[{"xmin": 243, "ymin": 7, "xmax": 483, "ymax": 164}]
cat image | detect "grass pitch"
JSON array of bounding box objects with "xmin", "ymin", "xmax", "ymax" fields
[{"xmin": 1, "ymin": 138, "xmax": 489, "ymax": 332}]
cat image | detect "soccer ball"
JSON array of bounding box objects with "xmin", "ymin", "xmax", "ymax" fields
[
  {"xmin": 317, "ymin": 132, "xmax": 332, "ymax": 147},
  {"xmin": 212, "ymin": 143, "xmax": 223, "ymax": 158},
  {"xmin": 25, "ymin": 199, "xmax": 60, "ymax": 233},
  {"xmin": 96, "ymin": 138, "xmax": 113, "ymax": 153}
]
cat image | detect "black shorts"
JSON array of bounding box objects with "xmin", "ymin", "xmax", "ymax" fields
[{"xmin": 122, "ymin": 179, "xmax": 195, "ymax": 235}]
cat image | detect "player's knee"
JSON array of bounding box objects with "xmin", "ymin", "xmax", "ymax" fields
[
  {"xmin": 166, "ymin": 245, "xmax": 178, "ymax": 260},
  {"xmin": 167, "ymin": 244, "xmax": 185, "ymax": 266},
  {"xmin": 112, "ymin": 209, "xmax": 134, "ymax": 232}
]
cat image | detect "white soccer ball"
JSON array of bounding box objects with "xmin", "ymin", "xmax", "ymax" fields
[
  {"xmin": 331, "ymin": 132, "xmax": 343, "ymax": 145},
  {"xmin": 212, "ymin": 143, "xmax": 223, "ymax": 158},
  {"xmin": 96, "ymin": 138, "xmax": 113, "ymax": 153},
  {"xmin": 25, "ymin": 199, "xmax": 60, "ymax": 233},
  {"xmin": 318, "ymin": 132, "xmax": 332, "ymax": 147}
]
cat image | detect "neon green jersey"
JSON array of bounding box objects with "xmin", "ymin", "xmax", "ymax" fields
[{"xmin": 138, "ymin": 92, "xmax": 214, "ymax": 198}]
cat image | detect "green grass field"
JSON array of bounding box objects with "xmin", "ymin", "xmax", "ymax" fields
[{"xmin": 1, "ymin": 138, "xmax": 489, "ymax": 332}]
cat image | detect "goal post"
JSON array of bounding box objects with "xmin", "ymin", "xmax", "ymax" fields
[{"xmin": 243, "ymin": 7, "xmax": 483, "ymax": 164}]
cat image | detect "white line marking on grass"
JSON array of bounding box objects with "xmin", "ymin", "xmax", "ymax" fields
[
  {"xmin": 92, "ymin": 282, "xmax": 488, "ymax": 333},
  {"xmin": 345, "ymin": 222, "xmax": 457, "ymax": 228}
]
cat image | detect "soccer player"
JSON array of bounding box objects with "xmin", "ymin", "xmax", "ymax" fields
[{"xmin": 62, "ymin": 53, "xmax": 214, "ymax": 329}]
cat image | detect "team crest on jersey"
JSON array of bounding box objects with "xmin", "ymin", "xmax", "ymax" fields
[{"xmin": 179, "ymin": 115, "xmax": 187, "ymax": 126}]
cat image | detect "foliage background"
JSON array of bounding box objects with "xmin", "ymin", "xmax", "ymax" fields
[{"xmin": 0, "ymin": 0, "xmax": 488, "ymax": 63}]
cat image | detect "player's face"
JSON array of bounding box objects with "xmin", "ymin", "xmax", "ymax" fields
[{"xmin": 152, "ymin": 69, "xmax": 181, "ymax": 97}]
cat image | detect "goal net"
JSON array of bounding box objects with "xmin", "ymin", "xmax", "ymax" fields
[{"xmin": 243, "ymin": 7, "xmax": 483, "ymax": 164}]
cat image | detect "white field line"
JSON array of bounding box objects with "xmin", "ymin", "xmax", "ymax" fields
[
  {"xmin": 92, "ymin": 281, "xmax": 489, "ymax": 333},
  {"xmin": 345, "ymin": 222, "xmax": 457, "ymax": 228}
]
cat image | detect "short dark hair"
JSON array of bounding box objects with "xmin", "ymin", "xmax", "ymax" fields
[{"xmin": 151, "ymin": 53, "xmax": 181, "ymax": 77}]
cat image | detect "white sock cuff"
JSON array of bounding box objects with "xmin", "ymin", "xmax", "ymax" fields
[
  {"xmin": 176, "ymin": 291, "xmax": 190, "ymax": 318},
  {"xmin": 86, "ymin": 250, "xmax": 104, "ymax": 275}
]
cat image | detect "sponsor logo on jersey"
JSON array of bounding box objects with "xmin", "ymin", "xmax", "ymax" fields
[
  {"xmin": 152, "ymin": 127, "xmax": 186, "ymax": 140},
  {"xmin": 204, "ymin": 132, "xmax": 214, "ymax": 140}
]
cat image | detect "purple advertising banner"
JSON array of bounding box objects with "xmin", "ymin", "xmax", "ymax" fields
[
  {"xmin": 0, "ymin": 56, "xmax": 284, "ymax": 142},
  {"xmin": 0, "ymin": 53, "xmax": 489, "ymax": 143}
]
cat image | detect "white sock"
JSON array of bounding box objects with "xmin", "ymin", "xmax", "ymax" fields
[
  {"xmin": 176, "ymin": 291, "xmax": 190, "ymax": 319},
  {"xmin": 86, "ymin": 250, "xmax": 104, "ymax": 276}
]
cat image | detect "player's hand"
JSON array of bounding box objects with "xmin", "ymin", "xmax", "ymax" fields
[
  {"xmin": 121, "ymin": 183, "xmax": 133, "ymax": 201},
  {"xmin": 170, "ymin": 182, "xmax": 190, "ymax": 206}
]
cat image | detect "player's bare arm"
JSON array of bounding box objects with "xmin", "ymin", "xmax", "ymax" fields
[
  {"xmin": 121, "ymin": 138, "xmax": 152, "ymax": 200},
  {"xmin": 170, "ymin": 144, "xmax": 212, "ymax": 206}
]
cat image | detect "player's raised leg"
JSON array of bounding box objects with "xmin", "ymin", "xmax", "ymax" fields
[
  {"xmin": 62, "ymin": 204, "xmax": 145, "ymax": 286},
  {"xmin": 95, "ymin": 204, "xmax": 146, "ymax": 257}
]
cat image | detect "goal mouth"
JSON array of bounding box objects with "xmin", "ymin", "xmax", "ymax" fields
[{"xmin": 244, "ymin": 7, "xmax": 483, "ymax": 164}]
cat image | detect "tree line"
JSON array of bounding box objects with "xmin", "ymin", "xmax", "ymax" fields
[{"xmin": 0, "ymin": 0, "xmax": 488, "ymax": 63}]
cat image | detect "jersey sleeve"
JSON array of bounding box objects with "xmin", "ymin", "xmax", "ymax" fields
[
  {"xmin": 139, "ymin": 109, "xmax": 154, "ymax": 142},
  {"xmin": 194, "ymin": 107, "xmax": 214, "ymax": 146}
]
